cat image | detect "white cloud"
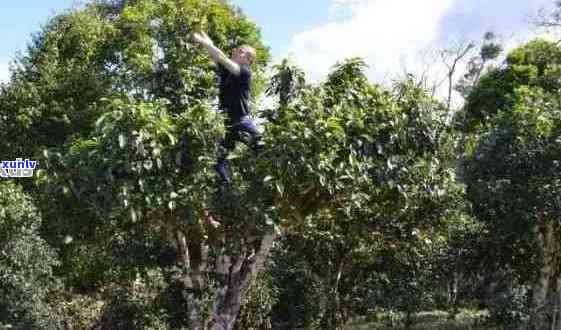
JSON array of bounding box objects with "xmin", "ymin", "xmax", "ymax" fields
[
  {"xmin": 282, "ymin": 0, "xmax": 455, "ymax": 83},
  {"xmin": 279, "ymin": 0, "xmax": 555, "ymax": 106}
]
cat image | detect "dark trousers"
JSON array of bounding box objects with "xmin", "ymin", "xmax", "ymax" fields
[{"xmin": 215, "ymin": 115, "xmax": 261, "ymax": 184}]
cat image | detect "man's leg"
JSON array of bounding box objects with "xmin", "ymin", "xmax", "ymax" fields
[
  {"xmin": 215, "ymin": 157, "xmax": 231, "ymax": 184},
  {"xmin": 237, "ymin": 116, "xmax": 263, "ymax": 153},
  {"xmin": 178, "ymin": 132, "xmax": 193, "ymax": 171},
  {"xmin": 215, "ymin": 125, "xmax": 237, "ymax": 184},
  {"xmin": 215, "ymin": 116, "xmax": 261, "ymax": 184}
]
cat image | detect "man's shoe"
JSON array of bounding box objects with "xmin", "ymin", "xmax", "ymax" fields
[{"xmin": 253, "ymin": 139, "xmax": 265, "ymax": 155}]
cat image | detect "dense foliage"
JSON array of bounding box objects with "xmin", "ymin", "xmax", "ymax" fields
[
  {"xmin": 461, "ymin": 40, "xmax": 561, "ymax": 329},
  {"xmin": 0, "ymin": 181, "xmax": 60, "ymax": 329},
  {"xmin": 1, "ymin": 1, "xmax": 561, "ymax": 329}
]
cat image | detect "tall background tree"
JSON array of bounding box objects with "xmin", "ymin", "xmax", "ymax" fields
[{"xmin": 460, "ymin": 39, "xmax": 561, "ymax": 329}]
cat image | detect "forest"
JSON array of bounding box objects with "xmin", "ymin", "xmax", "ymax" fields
[{"xmin": 0, "ymin": 0, "xmax": 561, "ymax": 329}]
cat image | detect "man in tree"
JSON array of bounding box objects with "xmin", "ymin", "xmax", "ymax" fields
[{"xmin": 191, "ymin": 31, "xmax": 262, "ymax": 185}]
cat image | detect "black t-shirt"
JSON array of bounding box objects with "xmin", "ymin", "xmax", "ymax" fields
[{"xmin": 218, "ymin": 64, "xmax": 252, "ymax": 122}]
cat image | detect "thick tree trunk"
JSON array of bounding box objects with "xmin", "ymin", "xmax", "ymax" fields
[
  {"xmin": 333, "ymin": 258, "xmax": 346, "ymax": 328},
  {"xmin": 173, "ymin": 215, "xmax": 276, "ymax": 330},
  {"xmin": 318, "ymin": 257, "xmax": 347, "ymax": 329},
  {"xmin": 175, "ymin": 227, "xmax": 207, "ymax": 330},
  {"xmin": 207, "ymin": 232, "xmax": 276, "ymax": 330},
  {"xmin": 554, "ymin": 276, "xmax": 561, "ymax": 330},
  {"xmin": 448, "ymin": 270, "xmax": 460, "ymax": 318},
  {"xmin": 161, "ymin": 205, "xmax": 277, "ymax": 330},
  {"xmin": 551, "ymin": 240, "xmax": 561, "ymax": 330},
  {"xmin": 208, "ymin": 253, "xmax": 248, "ymax": 330},
  {"xmin": 552, "ymin": 276, "xmax": 560, "ymax": 330},
  {"xmin": 530, "ymin": 220, "xmax": 559, "ymax": 330}
]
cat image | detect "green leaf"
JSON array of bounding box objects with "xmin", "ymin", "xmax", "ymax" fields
[
  {"xmin": 263, "ymin": 175, "xmax": 274, "ymax": 183},
  {"xmin": 118, "ymin": 134, "xmax": 127, "ymax": 149}
]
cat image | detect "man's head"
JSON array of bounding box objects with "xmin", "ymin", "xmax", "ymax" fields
[{"xmin": 231, "ymin": 45, "xmax": 256, "ymax": 66}]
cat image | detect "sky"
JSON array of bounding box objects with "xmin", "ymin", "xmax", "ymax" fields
[{"xmin": 0, "ymin": 0, "xmax": 556, "ymax": 87}]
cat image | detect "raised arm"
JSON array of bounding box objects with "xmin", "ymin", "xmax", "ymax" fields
[{"xmin": 191, "ymin": 31, "xmax": 241, "ymax": 76}]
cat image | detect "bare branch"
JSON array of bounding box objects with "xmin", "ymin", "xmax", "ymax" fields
[{"xmin": 439, "ymin": 41, "xmax": 476, "ymax": 110}]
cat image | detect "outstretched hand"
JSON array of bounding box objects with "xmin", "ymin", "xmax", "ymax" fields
[
  {"xmin": 188, "ymin": 30, "xmax": 239, "ymax": 75},
  {"xmin": 191, "ymin": 31, "xmax": 214, "ymax": 47}
]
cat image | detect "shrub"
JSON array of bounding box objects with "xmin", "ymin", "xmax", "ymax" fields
[{"xmin": 0, "ymin": 181, "xmax": 61, "ymax": 329}]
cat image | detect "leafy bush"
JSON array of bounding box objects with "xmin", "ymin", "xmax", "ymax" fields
[
  {"xmin": 236, "ymin": 270, "xmax": 279, "ymax": 330},
  {"xmin": 486, "ymin": 284, "xmax": 530, "ymax": 329},
  {"xmin": 0, "ymin": 181, "xmax": 61, "ymax": 329}
]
